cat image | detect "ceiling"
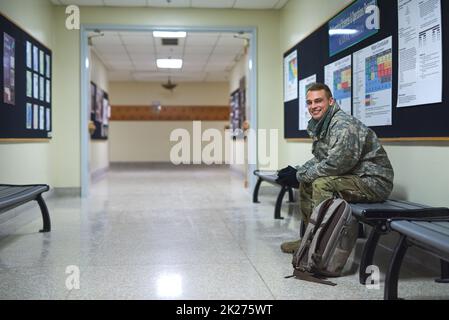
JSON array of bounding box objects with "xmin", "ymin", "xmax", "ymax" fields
[
  {"xmin": 59, "ymin": 0, "xmax": 288, "ymax": 83},
  {"xmin": 89, "ymin": 31, "xmax": 249, "ymax": 83},
  {"xmin": 50, "ymin": 0, "xmax": 288, "ymax": 10}
]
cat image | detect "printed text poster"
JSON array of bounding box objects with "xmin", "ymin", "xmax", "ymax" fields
[
  {"xmin": 397, "ymin": 0, "xmax": 442, "ymax": 107},
  {"xmin": 325, "ymin": 55, "xmax": 352, "ymax": 115},
  {"xmin": 284, "ymin": 50, "xmax": 298, "ymax": 102},
  {"xmin": 353, "ymin": 36, "xmax": 393, "ymax": 127},
  {"xmin": 298, "ymin": 74, "xmax": 316, "ymax": 131}
]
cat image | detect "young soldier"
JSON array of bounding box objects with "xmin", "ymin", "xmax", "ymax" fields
[{"xmin": 277, "ymin": 83, "xmax": 394, "ymax": 253}]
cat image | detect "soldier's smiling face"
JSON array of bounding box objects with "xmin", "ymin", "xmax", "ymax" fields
[{"xmin": 306, "ymin": 89, "xmax": 334, "ymax": 121}]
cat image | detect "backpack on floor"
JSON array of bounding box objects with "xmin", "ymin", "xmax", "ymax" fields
[{"xmin": 287, "ymin": 197, "xmax": 358, "ymax": 286}]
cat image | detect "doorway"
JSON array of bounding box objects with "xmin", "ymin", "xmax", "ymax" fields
[{"xmin": 80, "ymin": 25, "xmax": 258, "ymax": 197}]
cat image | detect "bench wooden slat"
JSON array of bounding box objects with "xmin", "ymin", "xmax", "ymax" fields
[
  {"xmin": 391, "ymin": 220, "xmax": 449, "ymax": 254},
  {"xmin": 0, "ymin": 185, "xmax": 49, "ymax": 209},
  {"xmin": 0, "ymin": 184, "xmax": 51, "ymax": 233}
]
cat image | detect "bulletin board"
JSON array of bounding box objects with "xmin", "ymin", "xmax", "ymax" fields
[
  {"xmin": 0, "ymin": 12, "xmax": 52, "ymax": 140},
  {"xmin": 90, "ymin": 82, "xmax": 109, "ymax": 140},
  {"xmin": 283, "ymin": 0, "xmax": 449, "ymax": 140}
]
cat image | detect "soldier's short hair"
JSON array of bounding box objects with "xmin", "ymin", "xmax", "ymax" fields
[{"xmin": 307, "ymin": 83, "xmax": 333, "ymax": 99}]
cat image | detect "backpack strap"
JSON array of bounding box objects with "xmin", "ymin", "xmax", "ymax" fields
[{"xmin": 292, "ymin": 269, "xmax": 337, "ymax": 286}]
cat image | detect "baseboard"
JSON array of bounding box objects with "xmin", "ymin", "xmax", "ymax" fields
[
  {"xmin": 53, "ymin": 187, "xmax": 81, "ymax": 197},
  {"xmin": 110, "ymin": 162, "xmax": 231, "ymax": 169}
]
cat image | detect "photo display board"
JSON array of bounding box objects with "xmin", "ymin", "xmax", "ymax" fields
[
  {"xmin": 90, "ymin": 82, "xmax": 110, "ymax": 140},
  {"xmin": 284, "ymin": 0, "xmax": 449, "ymax": 140},
  {"xmin": 1, "ymin": 12, "xmax": 52, "ymax": 139}
]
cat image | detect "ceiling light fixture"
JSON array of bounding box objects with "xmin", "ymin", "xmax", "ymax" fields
[
  {"xmin": 153, "ymin": 31, "xmax": 187, "ymax": 38},
  {"xmin": 157, "ymin": 59, "xmax": 183, "ymax": 69}
]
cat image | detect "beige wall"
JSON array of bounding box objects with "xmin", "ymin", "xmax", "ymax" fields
[
  {"xmin": 109, "ymin": 82, "xmax": 229, "ymax": 106},
  {"xmin": 109, "ymin": 81, "xmax": 229, "ymax": 163},
  {"xmin": 0, "ymin": 0, "xmax": 54, "ymax": 185},
  {"xmin": 279, "ymin": 0, "xmax": 449, "ymax": 207},
  {"xmin": 110, "ymin": 121, "xmax": 229, "ymax": 163},
  {"xmin": 89, "ymin": 50, "xmax": 110, "ymax": 175},
  {"xmin": 49, "ymin": 5, "xmax": 280, "ymax": 181}
]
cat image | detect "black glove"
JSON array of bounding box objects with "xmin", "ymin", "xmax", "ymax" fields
[
  {"xmin": 276, "ymin": 166, "xmax": 299, "ymax": 188},
  {"xmin": 277, "ymin": 165, "xmax": 297, "ymax": 179}
]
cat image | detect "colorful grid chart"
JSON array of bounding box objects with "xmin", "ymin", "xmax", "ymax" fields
[
  {"xmin": 333, "ymin": 66, "xmax": 351, "ymax": 100},
  {"xmin": 289, "ymin": 57, "xmax": 297, "ymax": 83},
  {"xmin": 365, "ymin": 49, "xmax": 392, "ymax": 94}
]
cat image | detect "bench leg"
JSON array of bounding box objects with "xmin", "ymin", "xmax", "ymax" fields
[
  {"xmin": 384, "ymin": 234, "xmax": 408, "ymax": 300},
  {"xmin": 252, "ymin": 178, "xmax": 263, "ymax": 203},
  {"xmin": 36, "ymin": 194, "xmax": 51, "ymax": 232},
  {"xmin": 287, "ymin": 187, "xmax": 294, "ymax": 203},
  {"xmin": 358, "ymin": 222, "xmax": 366, "ymax": 239},
  {"xmin": 435, "ymin": 260, "xmax": 449, "ymax": 284},
  {"xmin": 274, "ymin": 186, "xmax": 287, "ymax": 220},
  {"xmin": 359, "ymin": 224, "xmax": 381, "ymax": 285}
]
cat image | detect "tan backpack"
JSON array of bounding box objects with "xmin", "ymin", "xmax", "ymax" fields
[{"xmin": 287, "ymin": 197, "xmax": 358, "ymax": 286}]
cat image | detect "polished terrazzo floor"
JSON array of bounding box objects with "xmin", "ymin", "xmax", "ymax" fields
[{"xmin": 1, "ymin": 165, "xmax": 448, "ymax": 300}]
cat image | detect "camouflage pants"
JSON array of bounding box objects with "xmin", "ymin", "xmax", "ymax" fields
[{"xmin": 299, "ymin": 175, "xmax": 382, "ymax": 227}]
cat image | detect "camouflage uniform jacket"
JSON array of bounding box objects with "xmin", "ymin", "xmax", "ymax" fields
[{"xmin": 296, "ymin": 104, "xmax": 394, "ymax": 200}]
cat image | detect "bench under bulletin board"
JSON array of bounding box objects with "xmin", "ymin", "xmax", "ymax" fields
[
  {"xmin": 283, "ymin": 0, "xmax": 448, "ymax": 141},
  {"xmin": 0, "ymin": 12, "xmax": 52, "ymax": 141}
]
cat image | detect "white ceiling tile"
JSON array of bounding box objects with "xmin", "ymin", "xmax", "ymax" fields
[
  {"xmin": 183, "ymin": 53, "xmax": 211, "ymax": 61},
  {"xmin": 121, "ymin": 35, "xmax": 153, "ymax": 46},
  {"xmin": 213, "ymin": 46, "xmax": 243, "ymax": 55},
  {"xmin": 126, "ymin": 45, "xmax": 155, "ymax": 55},
  {"xmin": 185, "ymin": 35, "xmax": 219, "ymax": 46},
  {"xmin": 147, "ymin": 0, "xmax": 190, "ymax": 8},
  {"xmin": 110, "ymin": 64, "xmax": 135, "ymax": 71},
  {"xmin": 94, "ymin": 45, "xmax": 128, "ymax": 56},
  {"xmin": 234, "ymin": 0, "xmax": 279, "ymax": 9},
  {"xmin": 104, "ymin": 0, "xmax": 146, "ymax": 6},
  {"xmin": 192, "ymin": 0, "xmax": 235, "ymax": 8},
  {"xmin": 59, "ymin": 0, "xmax": 104, "ymax": 5},
  {"xmin": 184, "ymin": 46, "xmax": 213, "ymax": 54},
  {"xmin": 54, "ymin": 0, "xmax": 286, "ymax": 9},
  {"xmin": 216, "ymin": 36, "xmax": 246, "ymax": 47},
  {"xmin": 91, "ymin": 35, "xmax": 122, "ymax": 46},
  {"xmin": 129, "ymin": 52, "xmax": 156, "ymax": 61},
  {"xmin": 89, "ymin": 29, "xmax": 247, "ymax": 83}
]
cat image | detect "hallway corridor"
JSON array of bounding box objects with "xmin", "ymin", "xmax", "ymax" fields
[{"xmin": 0, "ymin": 165, "xmax": 448, "ymax": 300}]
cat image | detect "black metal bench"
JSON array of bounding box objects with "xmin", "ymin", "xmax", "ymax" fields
[
  {"xmin": 384, "ymin": 219, "xmax": 449, "ymax": 300},
  {"xmin": 350, "ymin": 200, "xmax": 449, "ymax": 295},
  {"xmin": 252, "ymin": 170, "xmax": 296, "ymax": 220},
  {"xmin": 0, "ymin": 184, "xmax": 51, "ymax": 233}
]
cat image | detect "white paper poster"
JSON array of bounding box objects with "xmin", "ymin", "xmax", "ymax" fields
[
  {"xmin": 26, "ymin": 103, "xmax": 32, "ymax": 129},
  {"xmin": 39, "ymin": 106, "xmax": 44, "ymax": 130},
  {"xmin": 46, "ymin": 79, "xmax": 51, "ymax": 103},
  {"xmin": 33, "ymin": 73, "xmax": 39, "ymax": 99},
  {"xmin": 298, "ymin": 74, "xmax": 316, "ymax": 131},
  {"xmin": 46, "ymin": 108, "xmax": 51, "ymax": 131},
  {"xmin": 397, "ymin": 0, "xmax": 442, "ymax": 108},
  {"xmin": 26, "ymin": 41, "xmax": 32, "ymax": 68},
  {"xmin": 353, "ymin": 36, "xmax": 393, "ymax": 127},
  {"xmin": 26, "ymin": 71, "xmax": 32, "ymax": 97},
  {"xmin": 325, "ymin": 55, "xmax": 352, "ymax": 115},
  {"xmin": 33, "ymin": 104, "xmax": 38, "ymax": 129},
  {"xmin": 33, "ymin": 45, "xmax": 38, "ymax": 72},
  {"xmin": 284, "ymin": 50, "xmax": 298, "ymax": 102},
  {"xmin": 39, "ymin": 76, "xmax": 44, "ymax": 101}
]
